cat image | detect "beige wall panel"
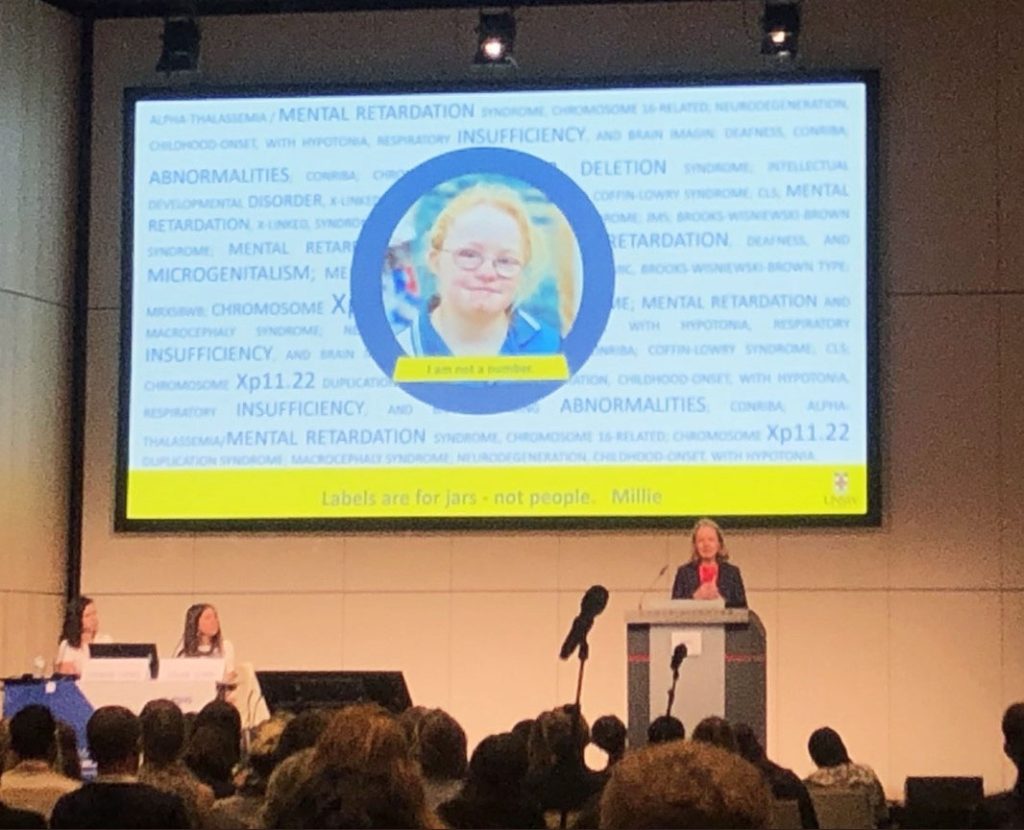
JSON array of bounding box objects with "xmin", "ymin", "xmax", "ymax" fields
[
  {"xmin": 890, "ymin": 592, "xmax": 1004, "ymax": 788},
  {"xmin": 1000, "ymin": 592, "xmax": 1024, "ymax": 790},
  {"xmin": 23, "ymin": 3, "xmax": 78, "ymax": 308},
  {"xmin": 344, "ymin": 592, "xmax": 451, "ymax": 710},
  {"xmin": 193, "ymin": 535, "xmax": 344, "ymax": 594},
  {"xmin": 0, "ymin": 591, "xmax": 64, "ymax": 677},
  {"xmin": 999, "ymin": 589, "xmax": 1024, "ymax": 790},
  {"xmin": 0, "ymin": 0, "xmax": 78, "ymax": 306},
  {"xmin": 0, "ymin": 1, "xmax": 30, "ymax": 298},
  {"xmin": 554, "ymin": 590, "xmax": 641, "ymax": 728},
  {"xmin": 1000, "ymin": 298, "xmax": 1024, "ymax": 588},
  {"xmin": 344, "ymin": 535, "xmax": 448, "ymax": 592},
  {"xmin": 204, "ymin": 592, "xmax": 344, "ymax": 672},
  {"xmin": 998, "ymin": 0, "xmax": 1024, "ymax": 291},
  {"xmin": 91, "ymin": 593, "xmax": 191, "ymax": 658},
  {"xmin": 450, "ymin": 592, "xmax": 559, "ymax": 748},
  {"xmin": 0, "ymin": 295, "xmax": 15, "ymax": 562},
  {"xmin": 451, "ymin": 534, "xmax": 560, "ymax": 591},
  {"xmin": 557, "ymin": 532, "xmax": 668, "ymax": 592},
  {"xmin": 886, "ymin": 296, "xmax": 1001, "ymax": 588},
  {"xmin": 82, "ymin": 536, "xmax": 195, "ymax": 595},
  {"xmin": 774, "ymin": 592, "xmax": 890, "ymax": 789},
  {"xmin": 6, "ymin": 299, "xmax": 69, "ymax": 592},
  {"xmin": 883, "ymin": 0, "xmax": 999, "ymax": 293},
  {"xmin": 777, "ymin": 531, "xmax": 889, "ymax": 589},
  {"xmin": 687, "ymin": 531, "xmax": 778, "ymax": 591}
]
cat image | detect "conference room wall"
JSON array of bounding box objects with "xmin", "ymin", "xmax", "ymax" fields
[
  {"xmin": 79, "ymin": 0, "xmax": 1024, "ymax": 795},
  {"xmin": 0, "ymin": 0, "xmax": 79, "ymax": 678}
]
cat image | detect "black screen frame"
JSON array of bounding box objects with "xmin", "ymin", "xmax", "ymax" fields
[{"xmin": 114, "ymin": 70, "xmax": 882, "ymax": 533}]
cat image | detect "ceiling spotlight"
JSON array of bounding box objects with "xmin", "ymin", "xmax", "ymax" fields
[
  {"xmin": 474, "ymin": 11, "xmax": 517, "ymax": 67},
  {"xmin": 761, "ymin": 1, "xmax": 800, "ymax": 58},
  {"xmin": 156, "ymin": 17, "xmax": 202, "ymax": 73}
]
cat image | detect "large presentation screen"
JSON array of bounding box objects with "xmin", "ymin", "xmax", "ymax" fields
[{"xmin": 118, "ymin": 75, "xmax": 878, "ymax": 529}]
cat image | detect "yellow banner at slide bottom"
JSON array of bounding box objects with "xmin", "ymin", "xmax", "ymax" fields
[
  {"xmin": 393, "ymin": 355, "xmax": 570, "ymax": 383},
  {"xmin": 127, "ymin": 464, "xmax": 868, "ymax": 520}
]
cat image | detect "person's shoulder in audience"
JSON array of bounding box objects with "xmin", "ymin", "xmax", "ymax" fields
[
  {"xmin": 50, "ymin": 780, "xmax": 190, "ymax": 829},
  {"xmin": 0, "ymin": 802, "xmax": 46, "ymax": 830}
]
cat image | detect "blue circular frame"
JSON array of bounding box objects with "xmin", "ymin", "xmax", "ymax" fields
[{"xmin": 351, "ymin": 148, "xmax": 614, "ymax": 414}]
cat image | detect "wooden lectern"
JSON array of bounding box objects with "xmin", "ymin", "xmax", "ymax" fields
[{"xmin": 625, "ymin": 600, "xmax": 766, "ymax": 748}]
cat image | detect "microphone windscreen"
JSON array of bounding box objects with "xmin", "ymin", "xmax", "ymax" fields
[
  {"xmin": 559, "ymin": 614, "xmax": 594, "ymax": 660},
  {"xmin": 671, "ymin": 643, "xmax": 688, "ymax": 670},
  {"xmin": 580, "ymin": 585, "xmax": 609, "ymax": 618}
]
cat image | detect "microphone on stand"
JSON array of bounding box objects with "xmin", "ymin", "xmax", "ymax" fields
[
  {"xmin": 637, "ymin": 564, "xmax": 669, "ymax": 610},
  {"xmin": 559, "ymin": 585, "xmax": 609, "ymax": 660},
  {"xmin": 558, "ymin": 585, "xmax": 608, "ymax": 830},
  {"xmin": 666, "ymin": 643, "xmax": 687, "ymax": 717}
]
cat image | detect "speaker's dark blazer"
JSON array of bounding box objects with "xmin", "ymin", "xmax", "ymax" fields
[{"xmin": 671, "ymin": 559, "xmax": 748, "ymax": 608}]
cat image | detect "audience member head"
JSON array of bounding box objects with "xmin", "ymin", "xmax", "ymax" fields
[
  {"xmin": 55, "ymin": 721, "xmax": 82, "ymax": 780},
  {"xmin": 184, "ymin": 724, "xmax": 237, "ymax": 786},
  {"xmin": 511, "ymin": 718, "xmax": 534, "ymax": 747},
  {"xmin": 314, "ymin": 704, "xmax": 412, "ymax": 777},
  {"xmin": 1002, "ymin": 702, "xmax": 1024, "ymax": 771},
  {"xmin": 647, "ymin": 715, "xmax": 685, "ymax": 745},
  {"xmin": 398, "ymin": 706, "xmax": 430, "ymax": 743},
  {"xmin": 180, "ymin": 603, "xmax": 224, "ymax": 656},
  {"xmin": 276, "ymin": 708, "xmax": 332, "ymax": 762},
  {"xmin": 87, "ymin": 706, "xmax": 141, "ymax": 775},
  {"xmin": 195, "ymin": 699, "xmax": 242, "ymax": 765},
  {"xmin": 466, "ymin": 732, "xmax": 529, "ymax": 793},
  {"xmin": 412, "ymin": 708, "xmax": 467, "ymax": 781},
  {"xmin": 591, "ymin": 715, "xmax": 627, "ymax": 763},
  {"xmin": 279, "ymin": 705, "xmax": 430, "ymax": 829},
  {"xmin": 528, "ymin": 706, "xmax": 590, "ymax": 775},
  {"xmin": 59, "ymin": 595, "xmax": 97, "ymax": 649},
  {"xmin": 9, "ymin": 704, "xmax": 56, "ymax": 762},
  {"xmin": 733, "ymin": 723, "xmax": 767, "ymax": 766},
  {"xmin": 140, "ymin": 699, "xmax": 185, "ymax": 766},
  {"xmin": 692, "ymin": 716, "xmax": 738, "ymax": 754},
  {"xmin": 807, "ymin": 726, "xmax": 851, "ymax": 768},
  {"xmin": 599, "ymin": 740, "xmax": 771, "ymax": 829},
  {"xmin": 247, "ymin": 716, "xmax": 288, "ymax": 781},
  {"xmin": 690, "ymin": 518, "xmax": 729, "ymax": 563}
]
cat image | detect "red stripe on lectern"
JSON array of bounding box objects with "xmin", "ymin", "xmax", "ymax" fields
[
  {"xmin": 628, "ymin": 654, "xmax": 650, "ymax": 663},
  {"xmin": 725, "ymin": 654, "xmax": 766, "ymax": 663}
]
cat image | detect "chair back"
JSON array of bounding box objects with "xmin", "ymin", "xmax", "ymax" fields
[
  {"xmin": 902, "ymin": 776, "xmax": 983, "ymax": 829},
  {"xmin": 808, "ymin": 788, "xmax": 874, "ymax": 829}
]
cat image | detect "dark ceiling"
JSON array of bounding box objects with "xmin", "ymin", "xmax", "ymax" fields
[{"xmin": 41, "ymin": 0, "xmax": 715, "ymax": 16}]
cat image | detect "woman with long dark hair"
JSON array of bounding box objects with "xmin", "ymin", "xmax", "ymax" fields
[
  {"xmin": 175, "ymin": 604, "xmax": 236, "ymax": 682},
  {"xmin": 55, "ymin": 596, "xmax": 110, "ymax": 675}
]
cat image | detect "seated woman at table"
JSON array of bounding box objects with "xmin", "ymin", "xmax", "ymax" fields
[
  {"xmin": 54, "ymin": 596, "xmax": 112, "ymax": 676},
  {"xmin": 175, "ymin": 603, "xmax": 236, "ymax": 684}
]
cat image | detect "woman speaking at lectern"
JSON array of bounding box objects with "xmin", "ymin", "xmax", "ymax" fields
[{"xmin": 671, "ymin": 518, "xmax": 748, "ymax": 608}]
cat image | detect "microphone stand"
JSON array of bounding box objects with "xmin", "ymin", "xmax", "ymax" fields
[
  {"xmin": 560, "ymin": 636, "xmax": 590, "ymax": 830},
  {"xmin": 666, "ymin": 661, "xmax": 680, "ymax": 718}
]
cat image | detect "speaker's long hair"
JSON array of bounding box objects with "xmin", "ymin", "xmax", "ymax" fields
[
  {"xmin": 176, "ymin": 603, "xmax": 223, "ymax": 657},
  {"xmin": 59, "ymin": 596, "xmax": 94, "ymax": 648}
]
